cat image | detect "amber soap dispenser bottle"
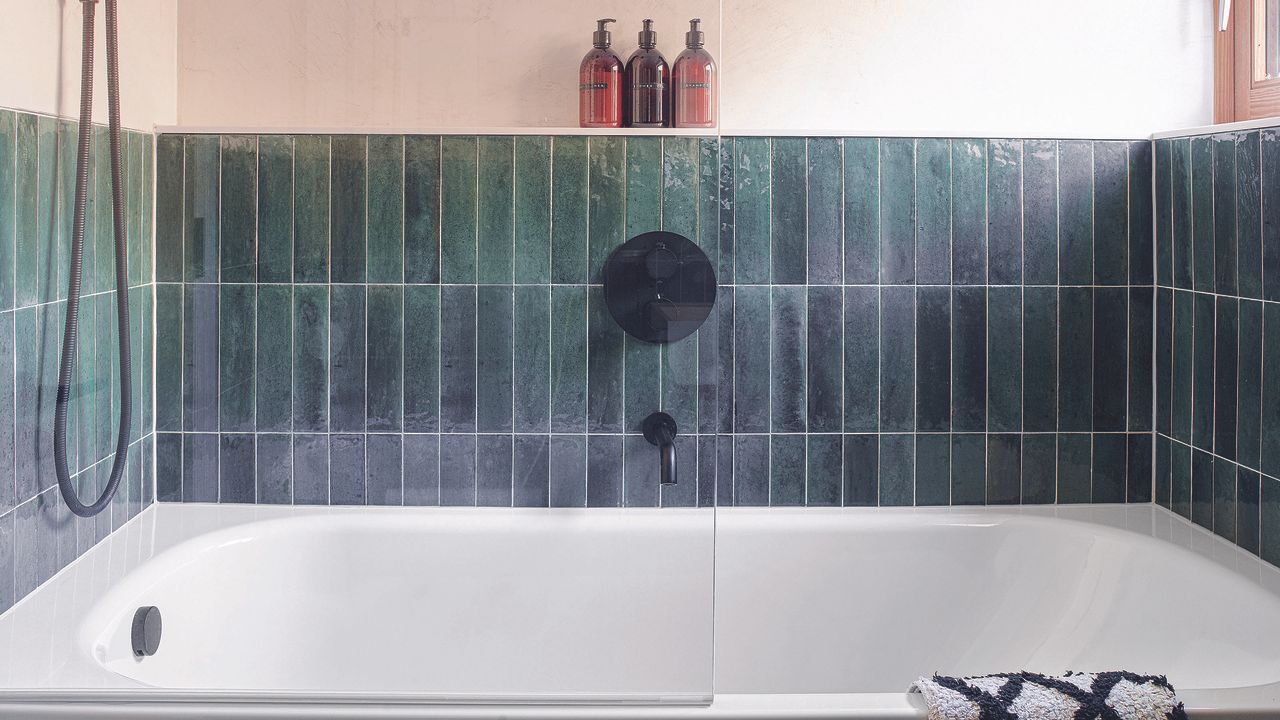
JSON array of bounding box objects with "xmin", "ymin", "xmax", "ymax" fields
[
  {"xmin": 579, "ymin": 18, "xmax": 623, "ymax": 128},
  {"xmin": 672, "ymin": 18, "xmax": 716, "ymax": 128},
  {"xmin": 624, "ymin": 19, "xmax": 670, "ymax": 128}
]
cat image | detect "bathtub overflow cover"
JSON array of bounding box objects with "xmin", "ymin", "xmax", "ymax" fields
[{"xmin": 132, "ymin": 606, "xmax": 162, "ymax": 657}]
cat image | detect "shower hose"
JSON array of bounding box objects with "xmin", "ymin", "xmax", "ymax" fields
[{"xmin": 54, "ymin": 0, "xmax": 131, "ymax": 518}]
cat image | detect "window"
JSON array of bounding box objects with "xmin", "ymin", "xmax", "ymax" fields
[{"xmin": 1216, "ymin": 0, "xmax": 1280, "ymax": 122}]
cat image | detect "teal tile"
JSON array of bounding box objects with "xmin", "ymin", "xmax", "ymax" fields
[
  {"xmin": 769, "ymin": 435, "xmax": 805, "ymax": 506},
  {"xmin": 128, "ymin": 287, "xmax": 144, "ymax": 442},
  {"xmin": 624, "ymin": 333, "xmax": 660, "ymax": 432},
  {"xmin": 1093, "ymin": 141, "xmax": 1127, "ymax": 285},
  {"xmin": 293, "ymin": 135, "xmax": 330, "ymax": 283},
  {"xmin": 878, "ymin": 434, "xmax": 914, "ymax": 506},
  {"xmin": 988, "ymin": 139, "xmax": 1021, "ymax": 284},
  {"xmin": 404, "ymin": 136, "xmax": 440, "ymax": 283},
  {"xmin": 441, "ymin": 286, "xmax": 478, "ymax": 432},
  {"xmin": 12, "ymin": 115, "xmax": 38, "ymax": 307},
  {"xmin": 366, "ymin": 285, "xmax": 403, "ymax": 432},
  {"xmin": 550, "ymin": 136, "xmax": 588, "ymax": 283},
  {"xmin": 220, "ymin": 136, "xmax": 256, "ymax": 282},
  {"xmin": 182, "ymin": 284, "xmax": 218, "ymax": 432},
  {"xmin": 550, "ymin": 286, "xmax": 587, "ymax": 433},
  {"xmin": 806, "ymin": 435, "xmax": 842, "ymax": 506},
  {"xmin": 1262, "ymin": 302, "xmax": 1280, "ymax": 476},
  {"xmin": 1190, "ymin": 136, "xmax": 1214, "ymax": 291},
  {"xmin": 329, "ymin": 284, "xmax": 367, "ymax": 432},
  {"xmin": 142, "ymin": 137, "xmax": 154, "ymax": 284},
  {"xmin": 1022, "ymin": 434, "xmax": 1056, "ymax": 504},
  {"xmin": 625, "ymin": 136, "xmax": 661, "ymax": 240},
  {"xmin": 807, "ymin": 285, "xmax": 842, "ymax": 433},
  {"xmin": 78, "ymin": 124, "xmax": 96, "ymax": 296},
  {"xmin": 733, "ymin": 138, "xmax": 770, "ymax": 284},
  {"xmin": 477, "ymin": 136, "xmax": 513, "ymax": 283},
  {"xmin": 1237, "ymin": 132, "xmax": 1263, "ymax": 299},
  {"xmin": 256, "ymin": 136, "xmax": 293, "ymax": 283},
  {"xmin": 1262, "ymin": 477, "xmax": 1280, "ymax": 566},
  {"xmin": 770, "ymin": 137, "xmax": 806, "ymax": 284},
  {"xmin": 1057, "ymin": 287, "xmax": 1093, "ymax": 432},
  {"xmin": 1023, "ymin": 140, "xmax": 1058, "ymax": 284},
  {"xmin": 1172, "ymin": 290, "xmax": 1193, "ymax": 444},
  {"xmin": 844, "ymin": 137, "xmax": 879, "ymax": 284},
  {"xmin": 915, "ymin": 138, "xmax": 951, "ymax": 284},
  {"xmin": 57, "ymin": 121, "xmax": 74, "ymax": 300},
  {"xmin": 661, "ymin": 331, "xmax": 698, "ymax": 432},
  {"xmin": 514, "ymin": 136, "xmax": 551, "ymax": 283},
  {"xmin": 292, "ymin": 285, "xmax": 329, "ymax": 432},
  {"xmin": 880, "ymin": 286, "xmax": 915, "ymax": 432},
  {"xmin": 771, "ymin": 286, "xmax": 806, "ymax": 432},
  {"xmin": 367, "ymin": 135, "xmax": 404, "ymax": 283},
  {"xmin": 440, "ymin": 136, "xmax": 477, "ymax": 283},
  {"xmin": 476, "ymin": 286, "xmax": 513, "ymax": 432},
  {"xmin": 1058, "ymin": 140, "xmax": 1092, "ymax": 286},
  {"xmin": 514, "ymin": 286, "xmax": 550, "ymax": 433},
  {"xmin": 914, "ymin": 434, "xmax": 950, "ymax": 506},
  {"xmin": 662, "ymin": 136, "xmax": 699, "ymax": 239},
  {"xmin": 717, "ymin": 140, "xmax": 735, "ymax": 281},
  {"xmin": 1213, "ymin": 134, "xmax": 1237, "ymax": 294},
  {"xmin": 587, "ymin": 137, "xmax": 624, "ymax": 283},
  {"xmin": 92, "ymin": 127, "xmax": 110, "ymax": 294},
  {"xmin": 696, "ymin": 138, "xmax": 720, "ymax": 257},
  {"xmin": 986, "ymin": 434, "xmax": 1021, "ymax": 505},
  {"xmin": 952, "ymin": 139, "xmax": 986, "ymax": 284},
  {"xmin": 0, "ymin": 111, "xmax": 15, "ymax": 310},
  {"xmin": 987, "ymin": 286, "xmax": 1022, "ymax": 432},
  {"xmin": 1057, "ymin": 434, "xmax": 1092, "ymax": 503},
  {"xmin": 403, "ymin": 285, "xmax": 440, "ymax": 432},
  {"xmin": 1023, "ymin": 287, "xmax": 1058, "ymax": 431},
  {"xmin": 330, "ymin": 136, "xmax": 367, "ymax": 283},
  {"xmin": 732, "ymin": 434, "xmax": 768, "ymax": 506},
  {"xmin": 183, "ymin": 134, "xmax": 219, "ymax": 283},
  {"xmin": 126, "ymin": 129, "xmax": 143, "ymax": 288},
  {"xmin": 92, "ymin": 294, "xmax": 113, "ymax": 459},
  {"xmin": 843, "ymin": 286, "xmax": 878, "ymax": 432},
  {"xmin": 733, "ymin": 285, "xmax": 769, "ymax": 432},
  {"xmin": 807, "ymin": 138, "xmax": 842, "ymax": 285},
  {"xmin": 915, "ymin": 287, "xmax": 951, "ymax": 431},
  {"xmin": 952, "ymin": 287, "xmax": 986, "ymax": 432},
  {"xmin": 879, "ymin": 139, "xmax": 915, "ymax": 284},
  {"xmin": 218, "ymin": 284, "xmax": 255, "ymax": 432},
  {"xmin": 34, "ymin": 116, "xmax": 56, "ymax": 304},
  {"xmin": 587, "ymin": 286, "xmax": 623, "ymax": 432},
  {"xmin": 1091, "ymin": 433, "xmax": 1126, "ymax": 503},
  {"xmin": 256, "ymin": 285, "xmax": 292, "ymax": 433},
  {"xmin": 1171, "ymin": 139, "xmax": 1193, "ymax": 289}
]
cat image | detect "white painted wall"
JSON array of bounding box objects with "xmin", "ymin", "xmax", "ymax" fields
[
  {"xmin": 0, "ymin": 0, "xmax": 178, "ymax": 129},
  {"xmin": 173, "ymin": 0, "xmax": 1214, "ymax": 136}
]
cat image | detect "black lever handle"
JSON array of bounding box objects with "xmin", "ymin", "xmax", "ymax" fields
[{"xmin": 642, "ymin": 412, "xmax": 678, "ymax": 486}]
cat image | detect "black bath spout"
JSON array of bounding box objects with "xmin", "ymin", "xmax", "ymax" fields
[{"xmin": 642, "ymin": 412, "xmax": 678, "ymax": 486}]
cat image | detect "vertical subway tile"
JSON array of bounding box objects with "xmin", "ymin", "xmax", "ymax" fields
[
  {"xmin": 625, "ymin": 137, "xmax": 661, "ymax": 239},
  {"xmin": 587, "ymin": 435, "xmax": 623, "ymax": 507},
  {"xmin": 403, "ymin": 285, "xmax": 440, "ymax": 432},
  {"xmin": 550, "ymin": 136, "xmax": 588, "ymax": 283},
  {"xmin": 514, "ymin": 286, "xmax": 550, "ymax": 433},
  {"xmin": 257, "ymin": 135, "xmax": 294, "ymax": 283},
  {"xmin": 623, "ymin": 434, "xmax": 659, "ymax": 508},
  {"xmin": 1023, "ymin": 140, "xmax": 1059, "ymax": 285},
  {"xmin": 697, "ymin": 138, "xmax": 721, "ymax": 262},
  {"xmin": 183, "ymin": 135, "xmax": 220, "ymax": 283},
  {"xmin": 476, "ymin": 286, "xmax": 514, "ymax": 432},
  {"xmin": 440, "ymin": 434, "xmax": 477, "ymax": 506},
  {"xmin": 1213, "ymin": 134, "xmax": 1238, "ymax": 295},
  {"xmin": 440, "ymin": 136, "xmax": 478, "ymax": 283},
  {"xmin": 1238, "ymin": 468, "xmax": 1261, "ymax": 555},
  {"xmin": 0, "ymin": 112, "xmax": 10, "ymax": 309},
  {"xmin": 952, "ymin": 287, "xmax": 986, "ymax": 432},
  {"xmin": 440, "ymin": 285, "xmax": 477, "ymax": 433},
  {"xmin": 1171, "ymin": 437, "xmax": 1192, "ymax": 518},
  {"xmin": 183, "ymin": 284, "xmax": 219, "ymax": 432},
  {"xmin": 367, "ymin": 285, "xmax": 404, "ymax": 432},
  {"xmin": 1022, "ymin": 433, "xmax": 1058, "ymax": 505},
  {"xmin": 366, "ymin": 434, "xmax": 402, "ymax": 506},
  {"xmin": 329, "ymin": 434, "xmax": 366, "ymax": 505},
  {"xmin": 717, "ymin": 139, "xmax": 736, "ymax": 282},
  {"xmin": 1215, "ymin": 298, "xmax": 1239, "ymax": 460},
  {"xmin": 987, "ymin": 139, "xmax": 1022, "ymax": 285},
  {"xmin": 404, "ymin": 136, "xmax": 441, "ymax": 283},
  {"xmin": 843, "ymin": 286, "xmax": 878, "ymax": 432},
  {"xmin": 1156, "ymin": 434, "xmax": 1172, "ymax": 508},
  {"xmin": 329, "ymin": 284, "xmax": 367, "ymax": 432},
  {"xmin": 0, "ymin": 314, "xmax": 10, "ymax": 513},
  {"xmin": 1090, "ymin": 433, "xmax": 1126, "ymax": 503},
  {"xmin": 218, "ymin": 284, "xmax": 255, "ymax": 432},
  {"xmin": 734, "ymin": 285, "xmax": 770, "ymax": 433},
  {"xmin": 807, "ymin": 137, "xmax": 842, "ymax": 285},
  {"xmin": 1155, "ymin": 140, "xmax": 1173, "ymax": 287},
  {"xmin": 588, "ymin": 137, "xmax": 625, "ymax": 283},
  {"xmin": 219, "ymin": 136, "xmax": 257, "ymax": 282},
  {"xmin": 1191, "ymin": 293, "xmax": 1215, "ymax": 452},
  {"xmin": 1128, "ymin": 288, "xmax": 1153, "ymax": 432},
  {"xmin": 477, "ymin": 136, "xmax": 514, "ymax": 283},
  {"xmin": 549, "ymin": 435, "xmax": 587, "ymax": 508},
  {"xmin": 1091, "ymin": 287, "xmax": 1126, "ymax": 432},
  {"xmin": 878, "ymin": 434, "xmax": 914, "ymax": 507},
  {"xmin": 476, "ymin": 434, "xmax": 513, "ymax": 507},
  {"xmin": 1128, "ymin": 141, "xmax": 1154, "ymax": 286},
  {"xmin": 843, "ymin": 434, "xmax": 878, "ymax": 506},
  {"xmin": 951, "ymin": 434, "xmax": 986, "ymax": 505},
  {"xmin": 952, "ymin": 138, "xmax": 986, "ymax": 285},
  {"xmin": 732, "ymin": 435, "xmax": 769, "ymax": 507},
  {"xmin": 156, "ymin": 435, "xmax": 183, "ymax": 504},
  {"xmin": 292, "ymin": 285, "xmax": 329, "ymax": 433},
  {"xmin": 806, "ymin": 434, "xmax": 842, "ymax": 506},
  {"xmin": 661, "ymin": 334, "xmax": 698, "ymax": 432},
  {"xmin": 331, "ymin": 136, "xmax": 370, "ymax": 282},
  {"xmin": 182, "ymin": 433, "xmax": 219, "ymax": 503},
  {"xmin": 661, "ymin": 136, "xmax": 698, "ymax": 239},
  {"xmin": 915, "ymin": 138, "xmax": 951, "ymax": 284},
  {"xmin": 1264, "ymin": 478, "xmax": 1280, "ymax": 565},
  {"xmin": 1172, "ymin": 291, "xmax": 1194, "ymax": 443},
  {"xmin": 1058, "ymin": 141, "xmax": 1093, "ymax": 285},
  {"xmin": 1191, "ymin": 448, "xmax": 1214, "ymax": 529},
  {"xmin": 12, "ymin": 114, "xmax": 35, "ymax": 307},
  {"xmin": 1057, "ymin": 287, "xmax": 1093, "ymax": 432},
  {"xmin": 770, "ymin": 137, "xmax": 806, "ymax": 284},
  {"xmin": 514, "ymin": 136, "xmax": 551, "ymax": 283},
  {"xmin": 1213, "ymin": 456, "xmax": 1237, "ymax": 542},
  {"xmin": 807, "ymin": 286, "xmax": 842, "ymax": 433},
  {"xmin": 550, "ymin": 286, "xmax": 587, "ymax": 433},
  {"xmin": 155, "ymin": 134, "xmax": 184, "ymax": 283},
  {"xmin": 987, "ymin": 434, "xmax": 1021, "ymax": 505},
  {"xmin": 879, "ymin": 139, "xmax": 915, "ymax": 284},
  {"xmin": 715, "ymin": 287, "xmax": 735, "ymax": 434},
  {"xmin": 914, "ymin": 434, "xmax": 950, "ymax": 506},
  {"xmin": 1126, "ymin": 433, "xmax": 1153, "ymax": 504},
  {"xmin": 844, "ymin": 137, "xmax": 879, "ymax": 284},
  {"xmin": 771, "ymin": 286, "xmax": 806, "ymax": 432},
  {"xmin": 733, "ymin": 137, "xmax": 770, "ymax": 284},
  {"xmin": 1264, "ymin": 303, "xmax": 1280, "ymax": 476},
  {"xmin": 256, "ymin": 285, "xmax": 293, "ymax": 432},
  {"xmin": 1171, "ymin": 139, "xmax": 1194, "ymax": 289},
  {"xmin": 1092, "ymin": 141, "xmax": 1128, "ymax": 285},
  {"xmin": 155, "ymin": 283, "xmax": 183, "ymax": 431},
  {"xmin": 1237, "ymin": 132, "xmax": 1263, "ymax": 299},
  {"xmin": 514, "ymin": 435, "xmax": 550, "ymax": 508},
  {"xmin": 1238, "ymin": 300, "xmax": 1263, "ymax": 469},
  {"xmin": 1056, "ymin": 433, "xmax": 1091, "ymax": 504},
  {"xmin": 880, "ymin": 286, "xmax": 916, "ymax": 432},
  {"xmin": 624, "ymin": 334, "xmax": 660, "ymax": 431},
  {"xmin": 1190, "ymin": 136, "xmax": 1215, "ymax": 291},
  {"xmin": 988, "ymin": 286, "xmax": 1022, "ymax": 432},
  {"xmin": 915, "ymin": 287, "xmax": 951, "ymax": 432},
  {"xmin": 403, "ymin": 434, "xmax": 440, "ymax": 506},
  {"xmin": 34, "ymin": 117, "xmax": 54, "ymax": 305},
  {"xmin": 367, "ymin": 135, "xmax": 405, "ymax": 283},
  {"xmin": 1263, "ymin": 130, "xmax": 1280, "ymax": 301},
  {"xmin": 255, "ymin": 434, "xmax": 293, "ymax": 505},
  {"xmin": 292, "ymin": 433, "xmax": 329, "ymax": 505},
  {"xmin": 587, "ymin": 287, "xmax": 624, "ymax": 432},
  {"xmin": 218, "ymin": 434, "xmax": 255, "ymax": 503},
  {"xmin": 293, "ymin": 135, "xmax": 330, "ymax": 283},
  {"xmin": 769, "ymin": 434, "xmax": 805, "ymax": 506}
]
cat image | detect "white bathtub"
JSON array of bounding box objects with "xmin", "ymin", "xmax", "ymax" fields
[{"xmin": 1, "ymin": 503, "xmax": 1279, "ymax": 718}]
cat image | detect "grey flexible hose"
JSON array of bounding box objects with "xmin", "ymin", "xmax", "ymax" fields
[{"xmin": 54, "ymin": 0, "xmax": 132, "ymax": 518}]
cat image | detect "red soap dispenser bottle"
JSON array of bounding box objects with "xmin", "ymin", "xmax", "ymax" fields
[
  {"xmin": 624, "ymin": 19, "xmax": 670, "ymax": 128},
  {"xmin": 672, "ymin": 19, "xmax": 716, "ymax": 128},
  {"xmin": 579, "ymin": 18, "xmax": 622, "ymax": 128}
]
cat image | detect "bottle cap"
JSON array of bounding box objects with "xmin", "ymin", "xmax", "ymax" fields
[
  {"xmin": 638, "ymin": 19, "xmax": 657, "ymax": 49},
  {"xmin": 593, "ymin": 18, "xmax": 615, "ymax": 49},
  {"xmin": 685, "ymin": 18, "xmax": 704, "ymax": 48}
]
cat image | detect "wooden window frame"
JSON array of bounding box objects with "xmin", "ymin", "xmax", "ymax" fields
[{"xmin": 1216, "ymin": 0, "xmax": 1280, "ymax": 122}]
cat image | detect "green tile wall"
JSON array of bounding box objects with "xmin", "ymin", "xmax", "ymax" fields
[
  {"xmin": 153, "ymin": 133, "xmax": 1153, "ymax": 511},
  {"xmin": 0, "ymin": 108, "xmax": 156, "ymax": 616}
]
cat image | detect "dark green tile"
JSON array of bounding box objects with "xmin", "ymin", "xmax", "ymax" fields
[
  {"xmin": 843, "ymin": 286, "xmax": 878, "ymax": 432},
  {"xmin": 1213, "ymin": 456, "xmax": 1237, "ymax": 542},
  {"xmin": 440, "ymin": 136, "xmax": 478, "ymax": 284},
  {"xmin": 1238, "ymin": 468, "xmax": 1260, "ymax": 554},
  {"xmin": 256, "ymin": 285, "xmax": 292, "ymax": 433},
  {"xmin": 218, "ymin": 284, "xmax": 255, "ymax": 432},
  {"xmin": 477, "ymin": 286, "xmax": 513, "ymax": 432},
  {"xmin": 1171, "ymin": 139, "xmax": 1194, "ymax": 289},
  {"xmin": 696, "ymin": 138, "xmax": 720, "ymax": 258},
  {"xmin": 476, "ymin": 435, "xmax": 513, "ymax": 507},
  {"xmin": 182, "ymin": 433, "xmax": 219, "ymax": 503},
  {"xmin": 550, "ymin": 136, "xmax": 588, "ymax": 283},
  {"xmin": 183, "ymin": 284, "xmax": 219, "ymax": 432},
  {"xmin": 587, "ymin": 435, "xmax": 623, "ymax": 507},
  {"xmin": 1129, "ymin": 141, "xmax": 1153, "ymax": 285},
  {"xmin": 1264, "ymin": 478, "xmax": 1280, "ymax": 565},
  {"xmin": 1172, "ymin": 291, "xmax": 1194, "ymax": 444},
  {"xmin": 1238, "ymin": 300, "xmax": 1263, "ymax": 468},
  {"xmin": 807, "ymin": 286, "xmax": 842, "ymax": 433},
  {"xmin": 626, "ymin": 137, "xmax": 661, "ymax": 240},
  {"xmin": 1156, "ymin": 434, "xmax": 1172, "ymax": 508},
  {"xmin": 771, "ymin": 286, "xmax": 806, "ymax": 432},
  {"xmin": 403, "ymin": 285, "xmax": 440, "ymax": 432},
  {"xmin": 661, "ymin": 332, "xmax": 697, "ymax": 432},
  {"xmin": 1237, "ymin": 132, "xmax": 1262, "ymax": 299},
  {"xmin": 181, "ymin": 135, "xmax": 220, "ymax": 283},
  {"xmin": 366, "ymin": 286, "xmax": 403, "ymax": 432},
  {"xmin": 126, "ymin": 129, "xmax": 143, "ymax": 288},
  {"xmin": 257, "ymin": 136, "xmax": 293, "ymax": 283},
  {"xmin": 1090, "ymin": 433, "xmax": 1126, "ymax": 503},
  {"xmin": 1155, "ymin": 140, "xmax": 1173, "ymax": 287},
  {"xmin": 1057, "ymin": 287, "xmax": 1092, "ymax": 432},
  {"xmin": 987, "ymin": 434, "xmax": 1021, "ymax": 505},
  {"xmin": 155, "ymin": 135, "xmax": 184, "ymax": 282},
  {"xmin": 734, "ymin": 138, "xmax": 770, "ymax": 284},
  {"xmin": 587, "ymin": 137, "xmax": 625, "ymax": 283},
  {"xmin": 914, "ymin": 434, "xmax": 949, "ymax": 506},
  {"xmin": 13, "ymin": 114, "xmax": 36, "ymax": 307},
  {"xmin": 219, "ymin": 434, "xmax": 255, "ymax": 504},
  {"xmin": 1058, "ymin": 141, "xmax": 1092, "ymax": 286},
  {"xmin": 1056, "ymin": 433, "xmax": 1091, "ymax": 503},
  {"xmin": 880, "ymin": 286, "xmax": 915, "ymax": 432},
  {"xmin": 988, "ymin": 139, "xmax": 1021, "ymax": 285},
  {"xmin": 367, "ymin": 434, "xmax": 403, "ymax": 506},
  {"xmin": 807, "ymin": 138, "xmax": 842, "ymax": 285},
  {"xmin": 770, "ymin": 137, "xmax": 806, "ymax": 284},
  {"xmin": 293, "ymin": 135, "xmax": 330, "ymax": 283},
  {"xmin": 734, "ymin": 285, "xmax": 770, "ymax": 433},
  {"xmin": 33, "ymin": 117, "xmax": 55, "ymax": 304},
  {"xmin": 218, "ymin": 136, "xmax": 256, "ymax": 283},
  {"xmin": 404, "ymin": 136, "xmax": 440, "ymax": 283},
  {"xmin": 951, "ymin": 139, "xmax": 986, "ymax": 285},
  {"xmin": 714, "ymin": 287, "xmax": 735, "ymax": 433},
  {"xmin": 330, "ymin": 136, "xmax": 367, "ymax": 283},
  {"xmin": 514, "ymin": 286, "xmax": 550, "ymax": 433},
  {"xmin": 58, "ymin": 121, "xmax": 75, "ymax": 299},
  {"xmin": 843, "ymin": 434, "xmax": 877, "ymax": 506},
  {"xmin": 1192, "ymin": 293, "xmax": 1215, "ymax": 451},
  {"xmin": 624, "ymin": 333, "xmax": 660, "ymax": 431},
  {"xmin": 843, "ymin": 137, "xmax": 879, "ymax": 284},
  {"xmin": 879, "ymin": 139, "xmax": 915, "ymax": 284},
  {"xmin": 806, "ymin": 435, "xmax": 842, "ymax": 506},
  {"xmin": 440, "ymin": 285, "xmax": 477, "ymax": 433},
  {"xmin": 1213, "ymin": 134, "xmax": 1237, "ymax": 295},
  {"xmin": 1263, "ymin": 302, "xmax": 1280, "ymax": 476},
  {"xmin": 477, "ymin": 136, "xmax": 514, "ymax": 283},
  {"xmin": 623, "ymin": 435, "xmax": 658, "ymax": 508},
  {"xmin": 1264, "ymin": 130, "xmax": 1280, "ymax": 301},
  {"xmin": 1171, "ymin": 441, "xmax": 1191, "ymax": 518},
  {"xmin": 329, "ymin": 433, "xmax": 366, "ymax": 505},
  {"xmin": 514, "ymin": 136, "xmax": 551, "ymax": 283},
  {"xmin": 549, "ymin": 435, "xmax": 586, "ymax": 508},
  {"xmin": 662, "ymin": 136, "xmax": 699, "ymax": 239},
  {"xmin": 1092, "ymin": 141, "xmax": 1127, "ymax": 285},
  {"xmin": 1191, "ymin": 448, "xmax": 1213, "ymax": 529},
  {"xmin": 915, "ymin": 138, "xmax": 951, "ymax": 284},
  {"xmin": 143, "ymin": 138, "xmax": 155, "ymax": 284},
  {"xmin": 1190, "ymin": 136, "xmax": 1214, "ymax": 291},
  {"xmin": 1128, "ymin": 287, "xmax": 1153, "ymax": 433},
  {"xmin": 155, "ymin": 433, "xmax": 182, "ymax": 502},
  {"xmin": 1024, "ymin": 287, "xmax": 1058, "ymax": 431},
  {"xmin": 717, "ymin": 140, "xmax": 736, "ymax": 281},
  {"xmin": 951, "ymin": 434, "xmax": 986, "ymax": 505},
  {"xmin": 879, "ymin": 435, "xmax": 916, "ymax": 506},
  {"xmin": 329, "ymin": 284, "xmax": 366, "ymax": 432},
  {"xmin": 1023, "ymin": 140, "xmax": 1058, "ymax": 284},
  {"xmin": 952, "ymin": 287, "xmax": 986, "ymax": 432},
  {"xmin": 292, "ymin": 285, "xmax": 329, "ymax": 432},
  {"xmin": 367, "ymin": 135, "xmax": 404, "ymax": 283},
  {"xmin": 988, "ymin": 286, "xmax": 1022, "ymax": 432},
  {"xmin": 587, "ymin": 287, "xmax": 623, "ymax": 432},
  {"xmin": 1216, "ymin": 298, "xmax": 1239, "ymax": 460},
  {"xmin": 765, "ymin": 434, "xmax": 802, "ymax": 506},
  {"xmin": 730, "ymin": 435, "xmax": 766, "ymax": 506},
  {"xmin": 1157, "ymin": 289, "xmax": 1172, "ymax": 435},
  {"xmin": 916, "ymin": 287, "xmax": 950, "ymax": 432},
  {"xmin": 292, "ymin": 433, "xmax": 329, "ymax": 505},
  {"xmin": 1092, "ymin": 287, "xmax": 1126, "ymax": 431},
  {"xmin": 514, "ymin": 435, "xmax": 550, "ymax": 508},
  {"xmin": 550, "ymin": 286, "xmax": 587, "ymax": 433},
  {"xmin": 155, "ymin": 284, "xmax": 182, "ymax": 431}
]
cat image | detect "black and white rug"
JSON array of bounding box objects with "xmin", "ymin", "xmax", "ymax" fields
[{"xmin": 910, "ymin": 671, "xmax": 1188, "ymax": 720}]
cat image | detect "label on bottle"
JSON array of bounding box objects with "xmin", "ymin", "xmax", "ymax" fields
[
  {"xmin": 579, "ymin": 82, "xmax": 611, "ymax": 91},
  {"xmin": 680, "ymin": 82, "xmax": 712, "ymax": 90},
  {"xmin": 635, "ymin": 81, "xmax": 666, "ymax": 90}
]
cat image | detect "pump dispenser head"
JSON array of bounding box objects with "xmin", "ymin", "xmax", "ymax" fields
[
  {"xmin": 685, "ymin": 18, "xmax": 704, "ymax": 48},
  {"xmin": 593, "ymin": 18, "xmax": 615, "ymax": 49},
  {"xmin": 638, "ymin": 19, "xmax": 657, "ymax": 49}
]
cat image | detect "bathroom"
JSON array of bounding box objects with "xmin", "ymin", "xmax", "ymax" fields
[{"xmin": 0, "ymin": 0, "xmax": 1274, "ymax": 717}]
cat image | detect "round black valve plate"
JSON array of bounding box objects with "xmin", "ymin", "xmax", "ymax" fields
[{"xmin": 603, "ymin": 231, "xmax": 717, "ymax": 344}]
